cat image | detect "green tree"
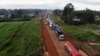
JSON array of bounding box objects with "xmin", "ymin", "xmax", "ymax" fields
[
  {"xmin": 11, "ymin": 9, "xmax": 23, "ymax": 18},
  {"xmin": 85, "ymin": 8, "xmax": 95, "ymax": 24},
  {"xmin": 61, "ymin": 3, "xmax": 74, "ymax": 24},
  {"xmin": 75, "ymin": 9, "xmax": 95, "ymax": 24},
  {"xmin": 15, "ymin": 9, "xmax": 23, "ymax": 18}
]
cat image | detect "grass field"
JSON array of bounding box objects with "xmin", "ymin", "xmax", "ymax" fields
[
  {"xmin": 52, "ymin": 17, "xmax": 100, "ymax": 41},
  {"xmin": 0, "ymin": 18, "xmax": 43, "ymax": 56}
]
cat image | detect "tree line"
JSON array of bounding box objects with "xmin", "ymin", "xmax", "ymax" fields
[
  {"xmin": 0, "ymin": 9, "xmax": 44, "ymax": 21},
  {"xmin": 61, "ymin": 3, "xmax": 96, "ymax": 25},
  {"xmin": 53, "ymin": 3, "xmax": 100, "ymax": 25}
]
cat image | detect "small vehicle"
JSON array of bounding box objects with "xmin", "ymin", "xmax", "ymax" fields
[
  {"xmin": 64, "ymin": 41, "xmax": 82, "ymax": 56},
  {"xmin": 46, "ymin": 18, "xmax": 50, "ymax": 25},
  {"xmin": 51, "ymin": 23, "xmax": 56, "ymax": 30},
  {"xmin": 54, "ymin": 27, "xmax": 64, "ymax": 40},
  {"xmin": 49, "ymin": 20, "xmax": 53, "ymax": 28}
]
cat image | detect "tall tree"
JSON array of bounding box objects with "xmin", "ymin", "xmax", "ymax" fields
[{"xmin": 61, "ymin": 3, "xmax": 74, "ymax": 24}]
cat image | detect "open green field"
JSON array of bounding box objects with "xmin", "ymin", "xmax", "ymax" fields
[
  {"xmin": 52, "ymin": 17, "xmax": 100, "ymax": 41},
  {"xmin": 0, "ymin": 18, "xmax": 43, "ymax": 56}
]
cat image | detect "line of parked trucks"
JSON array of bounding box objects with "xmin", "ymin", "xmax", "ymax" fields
[
  {"xmin": 45, "ymin": 14, "xmax": 82, "ymax": 56},
  {"xmin": 46, "ymin": 15, "xmax": 64, "ymax": 40}
]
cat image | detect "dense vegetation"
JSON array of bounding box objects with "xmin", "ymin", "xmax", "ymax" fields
[
  {"xmin": 92, "ymin": 45, "xmax": 100, "ymax": 52},
  {"xmin": 0, "ymin": 9, "xmax": 44, "ymax": 21},
  {"xmin": 0, "ymin": 18, "xmax": 42, "ymax": 56},
  {"xmin": 0, "ymin": 9, "xmax": 44, "ymax": 15},
  {"xmin": 61, "ymin": 3, "xmax": 100, "ymax": 25}
]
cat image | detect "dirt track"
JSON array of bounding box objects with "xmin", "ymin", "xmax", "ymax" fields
[
  {"xmin": 41, "ymin": 17, "xmax": 70, "ymax": 56},
  {"xmin": 41, "ymin": 18, "xmax": 59, "ymax": 56},
  {"xmin": 45, "ymin": 20, "xmax": 70, "ymax": 56}
]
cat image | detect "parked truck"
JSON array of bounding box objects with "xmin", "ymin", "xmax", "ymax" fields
[{"xmin": 54, "ymin": 27, "xmax": 64, "ymax": 40}]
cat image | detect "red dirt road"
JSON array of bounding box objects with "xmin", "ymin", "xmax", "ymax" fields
[
  {"xmin": 41, "ymin": 17, "xmax": 59, "ymax": 56},
  {"xmin": 45, "ymin": 21, "xmax": 70, "ymax": 56},
  {"xmin": 41, "ymin": 16, "xmax": 70, "ymax": 56}
]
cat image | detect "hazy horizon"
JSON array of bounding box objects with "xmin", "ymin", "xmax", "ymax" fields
[{"xmin": 0, "ymin": 0, "xmax": 100, "ymax": 11}]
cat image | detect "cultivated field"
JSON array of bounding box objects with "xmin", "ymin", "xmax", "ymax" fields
[{"xmin": 0, "ymin": 18, "xmax": 43, "ymax": 56}]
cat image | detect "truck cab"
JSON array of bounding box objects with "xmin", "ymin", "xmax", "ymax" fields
[{"xmin": 55, "ymin": 27, "xmax": 64, "ymax": 40}]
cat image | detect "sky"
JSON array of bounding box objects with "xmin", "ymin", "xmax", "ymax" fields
[{"xmin": 0, "ymin": 0, "xmax": 100, "ymax": 11}]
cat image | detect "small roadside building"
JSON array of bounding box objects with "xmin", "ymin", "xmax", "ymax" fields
[
  {"xmin": 95, "ymin": 15, "xmax": 100, "ymax": 24},
  {"xmin": 72, "ymin": 16, "xmax": 81, "ymax": 25}
]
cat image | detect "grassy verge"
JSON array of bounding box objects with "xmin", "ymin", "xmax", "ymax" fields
[{"xmin": 92, "ymin": 45, "xmax": 100, "ymax": 52}]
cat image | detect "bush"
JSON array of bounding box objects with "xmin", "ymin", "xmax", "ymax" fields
[{"xmin": 75, "ymin": 32, "xmax": 100, "ymax": 41}]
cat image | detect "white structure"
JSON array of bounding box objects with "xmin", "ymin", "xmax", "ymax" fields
[
  {"xmin": 73, "ymin": 17, "xmax": 81, "ymax": 22},
  {"xmin": 95, "ymin": 15, "xmax": 100, "ymax": 21},
  {"xmin": 0, "ymin": 15, "xmax": 5, "ymax": 18}
]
